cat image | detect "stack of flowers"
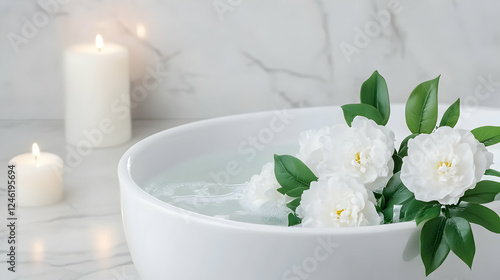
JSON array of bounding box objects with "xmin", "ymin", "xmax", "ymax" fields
[{"xmin": 246, "ymin": 71, "xmax": 500, "ymax": 276}]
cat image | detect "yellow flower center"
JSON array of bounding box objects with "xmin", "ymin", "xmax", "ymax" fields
[
  {"xmin": 336, "ymin": 209, "xmax": 345, "ymax": 218},
  {"xmin": 436, "ymin": 160, "xmax": 460, "ymax": 182},
  {"xmin": 354, "ymin": 152, "xmax": 361, "ymax": 165},
  {"xmin": 439, "ymin": 161, "xmax": 452, "ymax": 169}
]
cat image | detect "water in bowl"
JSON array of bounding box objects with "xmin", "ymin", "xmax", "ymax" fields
[
  {"xmin": 141, "ymin": 148, "xmax": 293, "ymax": 226},
  {"xmin": 142, "ymin": 180, "xmax": 288, "ymax": 226}
]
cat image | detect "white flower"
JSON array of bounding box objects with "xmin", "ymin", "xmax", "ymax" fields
[
  {"xmin": 245, "ymin": 162, "xmax": 289, "ymax": 212},
  {"xmin": 318, "ymin": 116, "xmax": 395, "ymax": 191},
  {"xmin": 400, "ymin": 126, "xmax": 493, "ymax": 205},
  {"xmin": 297, "ymin": 175, "xmax": 381, "ymax": 227},
  {"xmin": 296, "ymin": 126, "xmax": 330, "ymax": 173}
]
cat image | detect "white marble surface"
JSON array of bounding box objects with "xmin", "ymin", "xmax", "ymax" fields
[
  {"xmin": 1, "ymin": 0, "xmax": 500, "ymax": 120},
  {"xmin": 0, "ymin": 106, "xmax": 499, "ymax": 279},
  {"xmin": 0, "ymin": 119, "xmax": 193, "ymax": 280}
]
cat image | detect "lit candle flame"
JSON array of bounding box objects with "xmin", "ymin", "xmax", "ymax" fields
[
  {"xmin": 96, "ymin": 34, "xmax": 103, "ymax": 52},
  {"xmin": 32, "ymin": 143, "xmax": 40, "ymax": 160}
]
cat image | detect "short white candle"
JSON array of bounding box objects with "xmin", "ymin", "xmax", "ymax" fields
[
  {"xmin": 64, "ymin": 34, "xmax": 131, "ymax": 148},
  {"xmin": 9, "ymin": 143, "xmax": 64, "ymax": 207}
]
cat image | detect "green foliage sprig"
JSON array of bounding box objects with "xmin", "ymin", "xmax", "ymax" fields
[
  {"xmin": 344, "ymin": 71, "xmax": 500, "ymax": 276},
  {"xmin": 274, "ymin": 70, "xmax": 500, "ymax": 276}
]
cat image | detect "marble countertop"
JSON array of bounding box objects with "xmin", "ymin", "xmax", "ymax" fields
[
  {"xmin": 0, "ymin": 119, "xmax": 194, "ymax": 280},
  {"xmin": 1, "ymin": 107, "xmax": 500, "ymax": 280}
]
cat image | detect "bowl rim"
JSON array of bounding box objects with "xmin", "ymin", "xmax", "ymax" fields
[{"xmin": 118, "ymin": 105, "xmax": 499, "ymax": 236}]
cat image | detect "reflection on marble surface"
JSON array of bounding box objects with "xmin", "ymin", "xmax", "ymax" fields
[
  {"xmin": 0, "ymin": 119, "xmax": 192, "ymax": 280},
  {"xmin": 1, "ymin": 0, "xmax": 500, "ymax": 120}
]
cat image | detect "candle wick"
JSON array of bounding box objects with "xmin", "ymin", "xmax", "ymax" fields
[{"xmin": 98, "ymin": 47, "xmax": 102, "ymax": 52}]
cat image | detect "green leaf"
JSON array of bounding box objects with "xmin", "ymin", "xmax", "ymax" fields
[
  {"xmin": 416, "ymin": 204, "xmax": 442, "ymax": 225},
  {"xmin": 444, "ymin": 217, "xmax": 475, "ymax": 269},
  {"xmin": 373, "ymin": 191, "xmax": 386, "ymax": 212},
  {"xmin": 274, "ymin": 155, "xmax": 318, "ymax": 227},
  {"xmin": 286, "ymin": 197, "xmax": 301, "ymax": 212},
  {"xmin": 485, "ymin": 169, "xmax": 500, "ymax": 177},
  {"xmin": 403, "ymin": 199, "xmax": 426, "ymax": 221},
  {"xmin": 471, "ymin": 126, "xmax": 500, "ymax": 146},
  {"xmin": 439, "ymin": 98, "xmax": 460, "ymax": 128},
  {"xmin": 360, "ymin": 70, "xmax": 391, "ymax": 125},
  {"xmin": 421, "ymin": 216, "xmax": 450, "ymax": 276},
  {"xmin": 398, "ymin": 134, "xmax": 418, "ymax": 157},
  {"xmin": 274, "ymin": 155, "xmax": 318, "ymax": 197},
  {"xmin": 392, "ymin": 151, "xmax": 403, "ymax": 173},
  {"xmin": 383, "ymin": 172, "xmax": 413, "ymax": 206},
  {"xmin": 341, "ymin": 104, "xmax": 384, "ymax": 126},
  {"xmin": 382, "ymin": 172, "xmax": 414, "ymax": 222},
  {"xmin": 405, "ymin": 76, "xmax": 440, "ymax": 134},
  {"xmin": 403, "ymin": 200, "xmax": 440, "ymax": 222},
  {"xmin": 383, "ymin": 172, "xmax": 404, "ymax": 199},
  {"xmin": 461, "ymin": 180, "xmax": 500, "ymax": 204},
  {"xmin": 449, "ymin": 203, "xmax": 500, "ymax": 233},
  {"xmin": 288, "ymin": 213, "xmax": 302, "ymax": 226}
]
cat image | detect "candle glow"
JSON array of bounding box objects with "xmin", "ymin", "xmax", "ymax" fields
[
  {"xmin": 32, "ymin": 143, "xmax": 40, "ymax": 160},
  {"xmin": 136, "ymin": 23, "xmax": 147, "ymax": 38},
  {"xmin": 96, "ymin": 34, "xmax": 103, "ymax": 51}
]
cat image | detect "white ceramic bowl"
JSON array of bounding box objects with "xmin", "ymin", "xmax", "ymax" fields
[{"xmin": 119, "ymin": 105, "xmax": 500, "ymax": 280}]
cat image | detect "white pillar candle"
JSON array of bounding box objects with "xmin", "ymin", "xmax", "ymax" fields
[
  {"xmin": 64, "ymin": 34, "xmax": 131, "ymax": 148},
  {"xmin": 9, "ymin": 143, "xmax": 64, "ymax": 207}
]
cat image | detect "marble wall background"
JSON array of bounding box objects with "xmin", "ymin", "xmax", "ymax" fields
[{"xmin": 1, "ymin": 0, "xmax": 500, "ymax": 120}]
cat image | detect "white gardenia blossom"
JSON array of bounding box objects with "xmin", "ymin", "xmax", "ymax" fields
[
  {"xmin": 296, "ymin": 126, "xmax": 330, "ymax": 173},
  {"xmin": 318, "ymin": 116, "xmax": 395, "ymax": 191},
  {"xmin": 400, "ymin": 126, "xmax": 493, "ymax": 205},
  {"xmin": 297, "ymin": 175, "xmax": 381, "ymax": 227},
  {"xmin": 245, "ymin": 162, "xmax": 289, "ymax": 212}
]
